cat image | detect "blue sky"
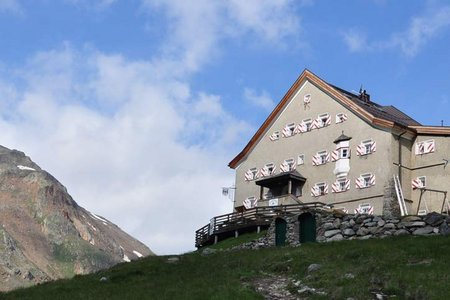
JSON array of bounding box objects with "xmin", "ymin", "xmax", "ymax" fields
[{"xmin": 0, "ymin": 0, "xmax": 449, "ymax": 254}]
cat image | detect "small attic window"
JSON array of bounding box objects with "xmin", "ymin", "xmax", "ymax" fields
[{"xmin": 303, "ymin": 94, "xmax": 311, "ymax": 103}]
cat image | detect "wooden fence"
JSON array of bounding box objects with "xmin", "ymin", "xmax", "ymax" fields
[{"xmin": 195, "ymin": 202, "xmax": 325, "ymax": 247}]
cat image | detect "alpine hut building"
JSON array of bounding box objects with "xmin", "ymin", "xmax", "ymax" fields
[{"xmin": 229, "ymin": 69, "xmax": 450, "ymax": 216}]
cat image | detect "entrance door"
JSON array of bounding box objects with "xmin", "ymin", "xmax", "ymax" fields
[
  {"xmin": 275, "ymin": 218, "xmax": 287, "ymax": 246},
  {"xmin": 299, "ymin": 213, "xmax": 316, "ymax": 243}
]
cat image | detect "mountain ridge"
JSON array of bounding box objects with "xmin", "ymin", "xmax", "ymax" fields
[{"xmin": 0, "ymin": 145, "xmax": 153, "ymax": 291}]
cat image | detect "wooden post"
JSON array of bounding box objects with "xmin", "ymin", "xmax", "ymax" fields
[
  {"xmin": 235, "ymin": 230, "xmax": 239, "ymax": 238},
  {"xmin": 214, "ymin": 235, "xmax": 218, "ymax": 244},
  {"xmin": 441, "ymin": 192, "xmax": 448, "ymax": 214},
  {"xmin": 288, "ymin": 179, "xmax": 292, "ymax": 195},
  {"xmin": 417, "ymin": 189, "xmax": 425, "ymax": 215},
  {"xmin": 260, "ymin": 186, "xmax": 264, "ymax": 201},
  {"xmin": 257, "ymin": 226, "xmax": 261, "ymax": 233}
]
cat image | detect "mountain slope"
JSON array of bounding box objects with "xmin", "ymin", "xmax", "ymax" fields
[{"xmin": 0, "ymin": 146, "xmax": 153, "ymax": 291}]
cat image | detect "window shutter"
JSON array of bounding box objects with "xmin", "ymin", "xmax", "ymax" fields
[
  {"xmin": 325, "ymin": 115, "xmax": 331, "ymax": 126},
  {"xmin": 280, "ymin": 162, "xmax": 288, "ymax": 173},
  {"xmin": 331, "ymin": 182, "xmax": 339, "ymax": 193},
  {"xmin": 331, "ymin": 150, "xmax": 339, "ymax": 162},
  {"xmin": 310, "ymin": 119, "xmax": 319, "ymax": 130},
  {"xmin": 370, "ymin": 174, "xmax": 376, "ymax": 186},
  {"xmin": 425, "ymin": 140, "xmax": 435, "ymax": 153},
  {"xmin": 356, "ymin": 144, "xmax": 364, "ymax": 156},
  {"xmin": 312, "ymin": 155, "xmax": 320, "ymax": 166},
  {"xmin": 371, "ymin": 141, "xmax": 377, "ymax": 153},
  {"xmin": 269, "ymin": 132, "xmax": 278, "ymax": 141},
  {"xmin": 325, "ymin": 152, "xmax": 331, "ymax": 162},
  {"xmin": 244, "ymin": 170, "xmax": 253, "ymax": 181},
  {"xmin": 355, "ymin": 177, "xmax": 363, "ymax": 189},
  {"xmin": 412, "ymin": 178, "xmax": 422, "ymax": 189},
  {"xmin": 243, "ymin": 198, "xmax": 252, "ymax": 209},
  {"xmin": 311, "ymin": 186, "xmax": 320, "ymax": 197},
  {"xmin": 281, "ymin": 126, "xmax": 291, "ymax": 137},
  {"xmin": 345, "ymin": 179, "xmax": 350, "ymax": 191},
  {"xmin": 324, "ymin": 183, "xmax": 329, "ymax": 194}
]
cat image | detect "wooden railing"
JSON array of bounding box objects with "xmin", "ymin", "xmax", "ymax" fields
[{"xmin": 195, "ymin": 202, "xmax": 326, "ymax": 247}]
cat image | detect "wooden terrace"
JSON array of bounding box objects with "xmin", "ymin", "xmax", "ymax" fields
[{"xmin": 195, "ymin": 202, "xmax": 326, "ymax": 248}]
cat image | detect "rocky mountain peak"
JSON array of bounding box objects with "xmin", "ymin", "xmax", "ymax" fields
[{"xmin": 0, "ymin": 145, "xmax": 153, "ymax": 291}]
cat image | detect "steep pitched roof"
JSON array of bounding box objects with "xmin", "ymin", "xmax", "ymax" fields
[{"xmin": 228, "ymin": 69, "xmax": 450, "ymax": 169}]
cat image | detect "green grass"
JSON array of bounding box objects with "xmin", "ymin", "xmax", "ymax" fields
[
  {"xmin": 2, "ymin": 235, "xmax": 450, "ymax": 299},
  {"xmin": 208, "ymin": 230, "xmax": 267, "ymax": 250}
]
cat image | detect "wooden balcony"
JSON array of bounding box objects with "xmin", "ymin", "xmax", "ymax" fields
[{"xmin": 195, "ymin": 202, "xmax": 325, "ymax": 248}]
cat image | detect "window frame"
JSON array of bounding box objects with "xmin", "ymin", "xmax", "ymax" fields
[
  {"xmin": 284, "ymin": 158, "xmax": 295, "ymax": 171},
  {"xmin": 361, "ymin": 173, "xmax": 372, "ymax": 188},
  {"xmin": 317, "ymin": 150, "xmax": 328, "ymax": 165},
  {"xmin": 336, "ymin": 113, "xmax": 347, "ymax": 123},
  {"xmin": 340, "ymin": 147, "xmax": 350, "ymax": 159},
  {"xmin": 302, "ymin": 118, "xmax": 313, "ymax": 132},
  {"xmin": 318, "ymin": 113, "xmax": 330, "ymax": 127},
  {"xmin": 362, "ymin": 139, "xmax": 374, "ymax": 155},
  {"xmin": 316, "ymin": 182, "xmax": 327, "ymax": 196}
]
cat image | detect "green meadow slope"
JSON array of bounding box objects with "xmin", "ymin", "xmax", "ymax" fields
[{"xmin": 2, "ymin": 234, "xmax": 450, "ymax": 299}]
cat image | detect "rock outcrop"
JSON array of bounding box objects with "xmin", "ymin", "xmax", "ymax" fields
[{"xmin": 0, "ymin": 146, "xmax": 153, "ymax": 291}]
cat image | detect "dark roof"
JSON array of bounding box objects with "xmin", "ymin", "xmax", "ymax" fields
[
  {"xmin": 255, "ymin": 170, "xmax": 306, "ymax": 188},
  {"xmin": 334, "ymin": 131, "xmax": 352, "ymax": 144},
  {"xmin": 330, "ymin": 85, "xmax": 422, "ymax": 127}
]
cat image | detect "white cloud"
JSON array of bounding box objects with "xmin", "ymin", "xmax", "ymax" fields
[
  {"xmin": 342, "ymin": 29, "xmax": 368, "ymax": 53},
  {"xmin": 142, "ymin": 0, "xmax": 302, "ymax": 72},
  {"xmin": 0, "ymin": 0, "xmax": 301, "ymax": 255},
  {"xmin": 227, "ymin": 0, "xmax": 300, "ymax": 42},
  {"xmin": 391, "ymin": 6, "xmax": 450, "ymax": 57},
  {"xmin": 0, "ymin": 0, "xmax": 22, "ymax": 14},
  {"xmin": 243, "ymin": 88, "xmax": 275, "ymax": 111},
  {"xmin": 341, "ymin": 4, "xmax": 450, "ymax": 57},
  {"xmin": 0, "ymin": 46, "xmax": 252, "ymax": 255}
]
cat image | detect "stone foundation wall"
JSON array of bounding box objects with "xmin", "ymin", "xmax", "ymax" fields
[{"xmin": 235, "ymin": 209, "xmax": 450, "ymax": 250}]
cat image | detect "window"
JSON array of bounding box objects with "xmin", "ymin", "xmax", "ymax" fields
[
  {"xmin": 336, "ymin": 113, "xmax": 347, "ymax": 123},
  {"xmin": 302, "ymin": 118, "xmax": 313, "ymax": 132},
  {"xmin": 282, "ymin": 123, "xmax": 296, "ymax": 137},
  {"xmin": 318, "ymin": 150, "xmax": 328, "ymax": 164},
  {"xmin": 338, "ymin": 178, "xmax": 347, "ymax": 191},
  {"xmin": 318, "ymin": 113, "xmax": 330, "ymax": 127},
  {"xmin": 244, "ymin": 168, "xmax": 258, "ymax": 181},
  {"xmin": 332, "ymin": 177, "xmax": 350, "ymax": 193},
  {"xmin": 356, "ymin": 173, "xmax": 375, "ymax": 189},
  {"xmin": 412, "ymin": 176, "xmax": 426, "ymax": 189},
  {"xmin": 297, "ymin": 154, "xmax": 305, "ymax": 165},
  {"xmin": 415, "ymin": 140, "xmax": 435, "ymax": 155},
  {"xmin": 269, "ymin": 131, "xmax": 280, "ymax": 141},
  {"xmin": 261, "ymin": 163, "xmax": 275, "ymax": 177},
  {"xmin": 355, "ymin": 203, "xmax": 373, "ymax": 215},
  {"xmin": 280, "ymin": 158, "xmax": 295, "ymax": 172},
  {"xmin": 313, "ymin": 150, "xmax": 329, "ymax": 166},
  {"xmin": 357, "ymin": 139, "xmax": 376, "ymax": 156},
  {"xmin": 243, "ymin": 196, "xmax": 257, "ymax": 209},
  {"xmin": 340, "ymin": 147, "xmax": 350, "ymax": 159},
  {"xmin": 311, "ymin": 182, "xmax": 328, "ymax": 197},
  {"xmin": 418, "ymin": 176, "xmax": 426, "ymax": 187}
]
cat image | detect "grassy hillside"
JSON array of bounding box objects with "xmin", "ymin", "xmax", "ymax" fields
[{"xmin": 2, "ymin": 234, "xmax": 450, "ymax": 299}]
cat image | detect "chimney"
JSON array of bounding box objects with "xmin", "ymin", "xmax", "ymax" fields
[{"xmin": 359, "ymin": 89, "xmax": 370, "ymax": 102}]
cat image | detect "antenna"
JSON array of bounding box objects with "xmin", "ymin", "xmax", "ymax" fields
[{"xmin": 441, "ymin": 120, "xmax": 444, "ymax": 127}]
